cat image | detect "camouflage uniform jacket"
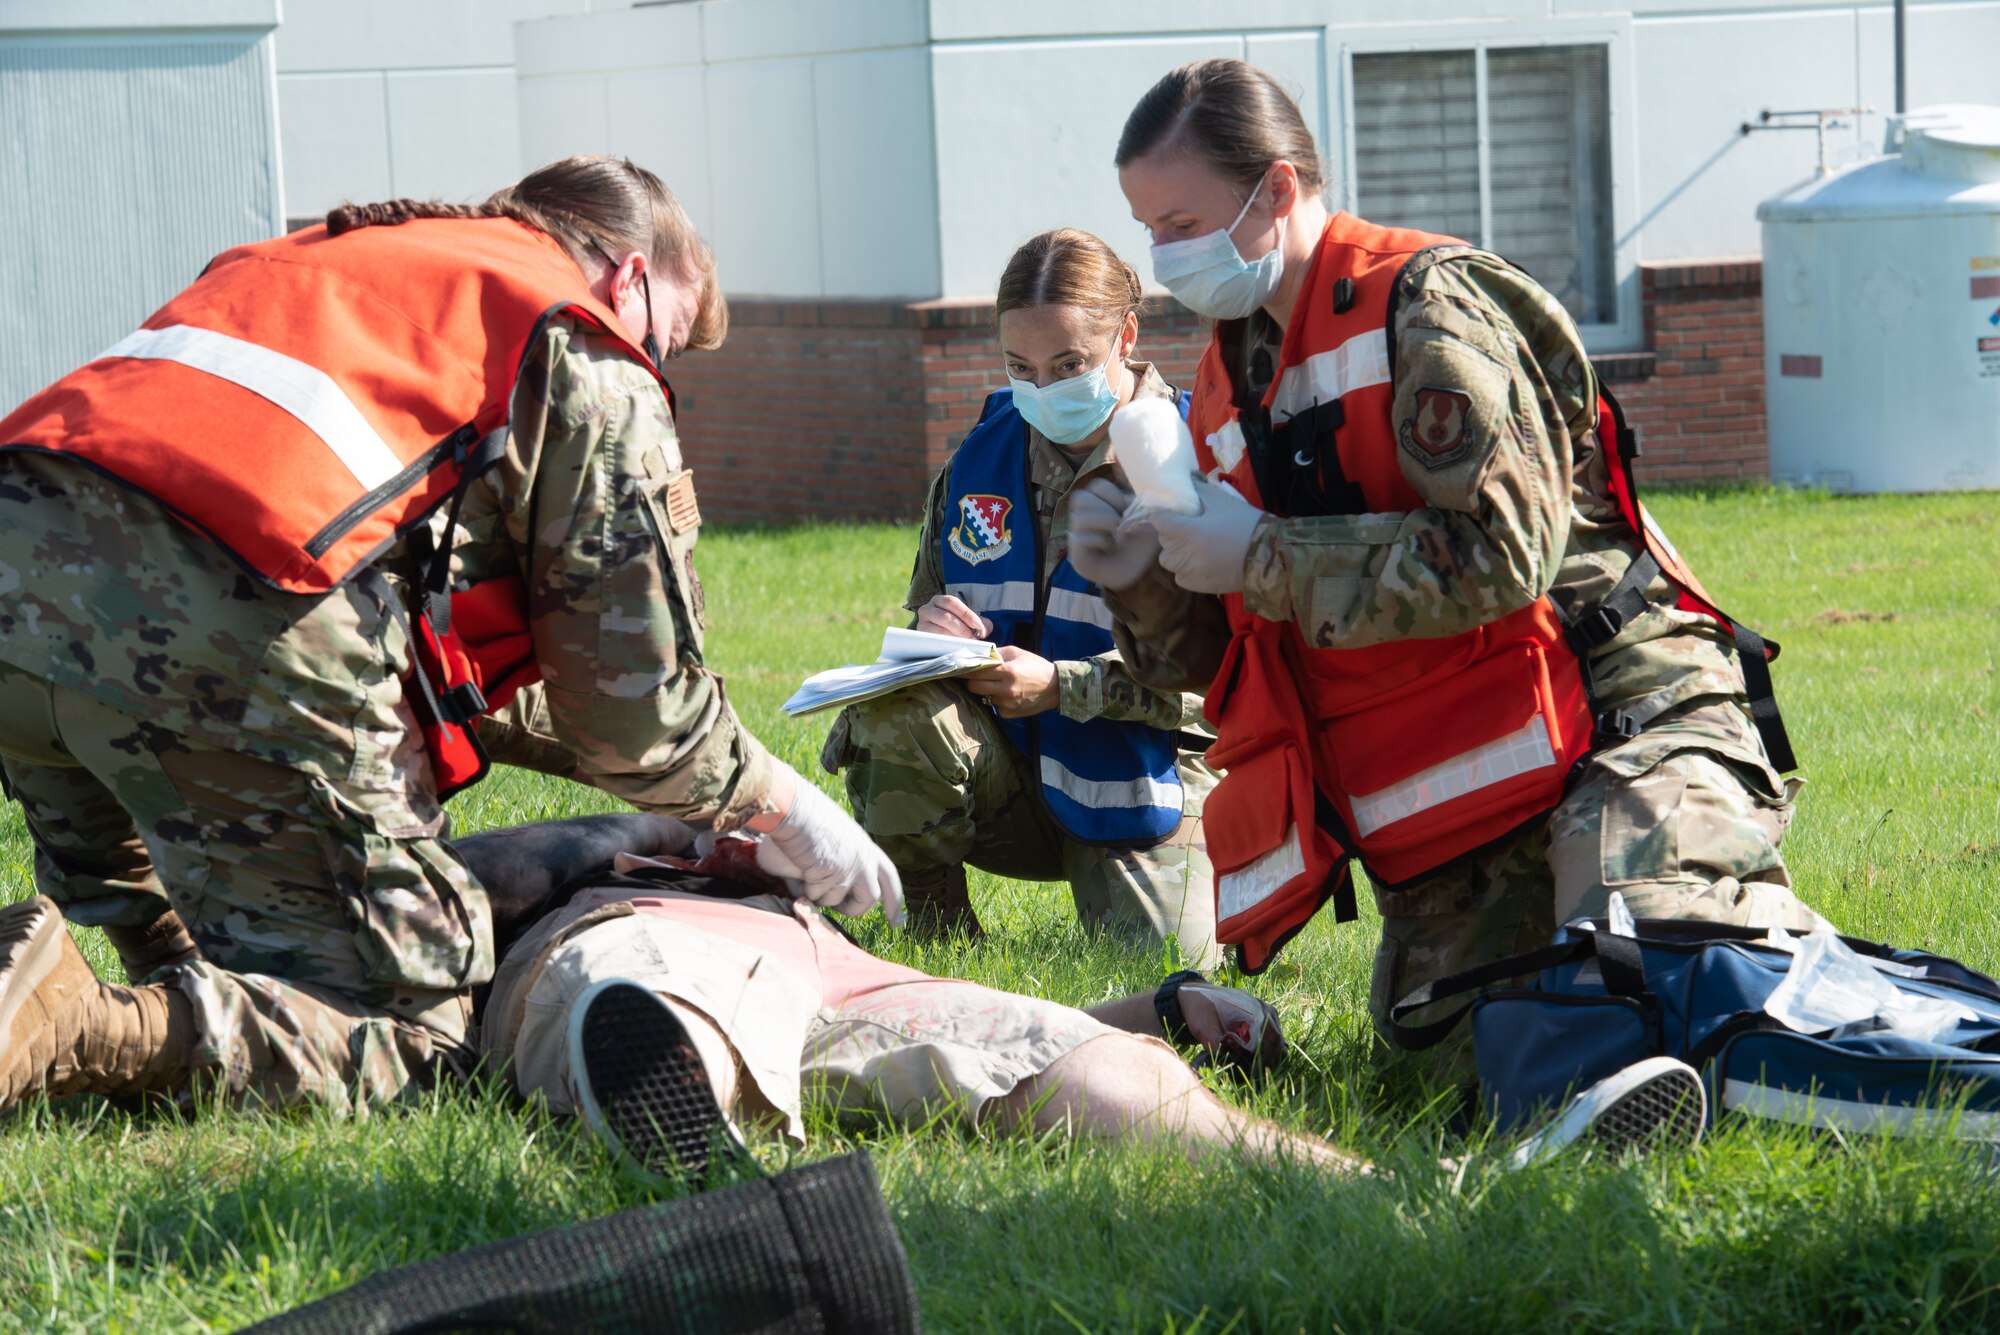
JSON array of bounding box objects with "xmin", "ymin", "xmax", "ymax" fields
[
  {"xmin": 1107, "ymin": 245, "xmax": 1778, "ymax": 785},
  {"xmin": 908, "ymin": 361, "xmax": 1208, "ymax": 736},
  {"xmin": 0, "ymin": 316, "xmax": 774, "ymax": 829}
]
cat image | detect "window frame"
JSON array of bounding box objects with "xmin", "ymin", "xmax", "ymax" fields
[{"xmin": 1331, "ymin": 17, "xmax": 1640, "ymax": 352}]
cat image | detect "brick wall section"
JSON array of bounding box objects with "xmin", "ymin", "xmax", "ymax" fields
[
  {"xmin": 675, "ymin": 259, "xmax": 1770, "ymax": 523},
  {"xmin": 1602, "ymin": 258, "xmax": 1768, "ymax": 483},
  {"xmin": 666, "ymin": 302, "xmax": 929, "ymax": 525},
  {"xmin": 673, "ymin": 296, "xmax": 1214, "ymax": 524}
]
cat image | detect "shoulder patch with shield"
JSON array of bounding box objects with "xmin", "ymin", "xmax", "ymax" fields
[
  {"xmin": 948, "ymin": 494, "xmax": 1013, "ymax": 564},
  {"xmin": 1399, "ymin": 387, "xmax": 1476, "ymax": 469}
]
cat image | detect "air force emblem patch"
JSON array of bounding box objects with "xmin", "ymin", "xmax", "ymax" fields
[
  {"xmin": 948, "ymin": 493, "xmax": 1014, "ymax": 564},
  {"xmin": 1399, "ymin": 386, "xmax": 1474, "ymax": 469}
]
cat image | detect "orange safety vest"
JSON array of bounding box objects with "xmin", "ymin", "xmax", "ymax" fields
[
  {"xmin": 1191, "ymin": 213, "xmax": 1793, "ymax": 973},
  {"xmin": 0, "ymin": 217, "xmax": 672, "ymax": 796}
]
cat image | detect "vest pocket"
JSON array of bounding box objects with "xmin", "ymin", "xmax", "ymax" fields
[
  {"xmin": 1323, "ymin": 639, "xmax": 1572, "ymax": 864},
  {"xmin": 1207, "ymin": 743, "xmax": 1337, "ymax": 937}
]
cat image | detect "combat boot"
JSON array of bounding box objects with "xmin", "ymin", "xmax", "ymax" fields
[
  {"xmin": 0, "ymin": 896, "xmax": 197, "ymax": 1112},
  {"xmin": 101, "ymin": 908, "xmax": 200, "ymax": 981},
  {"xmin": 900, "ymin": 864, "xmax": 985, "ymax": 941}
]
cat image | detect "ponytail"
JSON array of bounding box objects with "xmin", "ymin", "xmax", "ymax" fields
[{"xmin": 326, "ymin": 155, "xmax": 727, "ymax": 352}]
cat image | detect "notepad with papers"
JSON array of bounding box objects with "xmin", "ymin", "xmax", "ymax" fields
[{"xmin": 781, "ymin": 626, "xmax": 1003, "ymax": 717}]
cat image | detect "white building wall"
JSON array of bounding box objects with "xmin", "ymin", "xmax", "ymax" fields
[
  {"xmin": 273, "ymin": 0, "xmax": 645, "ymax": 225},
  {"xmin": 0, "ymin": 0, "xmax": 283, "ymax": 407},
  {"xmin": 236, "ymin": 0, "xmax": 1999, "ymax": 330},
  {"xmin": 930, "ymin": 30, "xmax": 1327, "ymax": 300},
  {"xmin": 922, "ymin": 0, "xmax": 2000, "ymax": 346},
  {"xmin": 515, "ymin": 0, "xmax": 941, "ymax": 300}
]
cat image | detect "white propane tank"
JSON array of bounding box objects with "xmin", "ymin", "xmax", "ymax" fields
[{"xmin": 1758, "ymin": 104, "xmax": 2000, "ymax": 493}]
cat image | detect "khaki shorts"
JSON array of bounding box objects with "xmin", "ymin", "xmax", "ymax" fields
[{"xmin": 500, "ymin": 889, "xmax": 1110, "ymax": 1141}]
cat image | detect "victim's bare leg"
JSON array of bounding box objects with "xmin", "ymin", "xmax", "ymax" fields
[{"xmin": 986, "ymin": 1032, "xmax": 1368, "ymax": 1174}]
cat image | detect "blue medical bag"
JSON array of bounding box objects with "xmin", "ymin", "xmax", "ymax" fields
[{"xmin": 1390, "ymin": 919, "xmax": 2000, "ymax": 1135}]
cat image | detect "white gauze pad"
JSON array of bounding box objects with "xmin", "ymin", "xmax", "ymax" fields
[{"xmin": 1109, "ymin": 397, "xmax": 1200, "ymax": 514}]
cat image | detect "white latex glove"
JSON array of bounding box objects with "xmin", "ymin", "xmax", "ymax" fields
[
  {"xmin": 753, "ymin": 765, "xmax": 905, "ymax": 924},
  {"xmin": 1177, "ymin": 983, "xmax": 1287, "ymax": 1075},
  {"xmin": 1064, "ymin": 477, "xmax": 1161, "ymax": 592},
  {"xmin": 1127, "ymin": 473, "xmax": 1265, "ymax": 596}
]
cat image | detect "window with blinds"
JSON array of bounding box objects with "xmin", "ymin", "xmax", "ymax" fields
[{"xmin": 1352, "ymin": 44, "xmax": 1615, "ymax": 325}]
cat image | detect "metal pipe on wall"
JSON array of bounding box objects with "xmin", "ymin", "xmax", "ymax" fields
[{"xmin": 1894, "ymin": 0, "xmax": 1906, "ymax": 113}]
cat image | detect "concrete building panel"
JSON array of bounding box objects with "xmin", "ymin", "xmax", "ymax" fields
[
  {"xmin": 928, "ymin": 0, "xmax": 1545, "ymax": 42},
  {"xmin": 813, "ymin": 47, "xmax": 941, "ymax": 299},
  {"xmin": 514, "ymin": 2, "xmax": 702, "ymax": 80},
  {"xmin": 1630, "ymin": 10, "xmax": 1863, "ymax": 262},
  {"xmin": 930, "ymin": 34, "xmax": 1246, "ymax": 298},
  {"xmin": 704, "ymin": 57, "xmax": 824, "ymax": 295},
  {"xmin": 702, "ymin": 0, "xmax": 927, "ymax": 63},
  {"xmin": 603, "ymin": 66, "xmax": 713, "ymax": 228},
  {"xmin": 518, "ymin": 71, "xmax": 611, "ymax": 173},
  {"xmin": 384, "ymin": 68, "xmax": 522, "ymax": 204},
  {"xmin": 279, "ymin": 71, "xmax": 392, "ymax": 220},
  {"xmin": 274, "ymin": 0, "xmax": 588, "ymax": 74}
]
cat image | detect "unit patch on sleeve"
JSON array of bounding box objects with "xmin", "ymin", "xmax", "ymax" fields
[
  {"xmin": 948, "ymin": 493, "xmax": 1014, "ymax": 564},
  {"xmin": 1399, "ymin": 387, "xmax": 1475, "ymax": 469}
]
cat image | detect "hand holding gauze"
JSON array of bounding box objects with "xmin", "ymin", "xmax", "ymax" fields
[
  {"xmin": 1108, "ymin": 397, "xmax": 1200, "ymax": 514},
  {"xmin": 1066, "ymin": 478, "xmax": 1161, "ymax": 592}
]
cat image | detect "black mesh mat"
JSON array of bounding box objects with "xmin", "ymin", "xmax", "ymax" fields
[{"xmin": 242, "ymin": 1153, "xmax": 917, "ymax": 1334}]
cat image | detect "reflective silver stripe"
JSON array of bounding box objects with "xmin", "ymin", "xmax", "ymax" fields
[
  {"xmin": 947, "ymin": 583, "xmax": 1113, "ymax": 633},
  {"xmin": 1721, "ymin": 1079, "xmax": 2000, "ymax": 1140},
  {"xmin": 946, "ymin": 581, "xmax": 1034, "ymax": 617},
  {"xmin": 1270, "ymin": 329, "xmax": 1392, "ymax": 424},
  {"xmin": 1038, "ymin": 755, "xmax": 1179, "ymax": 812},
  {"xmin": 1349, "ymin": 716, "xmax": 1557, "ymax": 838},
  {"xmin": 1217, "ymin": 824, "xmax": 1305, "ymax": 921},
  {"xmin": 1044, "ymin": 586, "xmax": 1113, "ymax": 632},
  {"xmin": 1206, "ymin": 419, "xmax": 1247, "ymax": 472},
  {"xmin": 98, "ymin": 325, "xmax": 406, "ymax": 490}
]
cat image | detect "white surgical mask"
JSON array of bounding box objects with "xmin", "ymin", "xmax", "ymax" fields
[
  {"xmin": 1008, "ymin": 349, "xmax": 1123, "ymax": 445},
  {"xmin": 1148, "ymin": 172, "xmax": 1288, "ymax": 321}
]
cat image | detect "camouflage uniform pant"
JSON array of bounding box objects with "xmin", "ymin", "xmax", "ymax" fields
[
  {"xmin": 0, "ymin": 661, "xmax": 485, "ymax": 1112},
  {"xmin": 1369, "ymin": 730, "xmax": 1828, "ymax": 1076},
  {"xmin": 822, "ymin": 681, "xmax": 1220, "ymax": 968}
]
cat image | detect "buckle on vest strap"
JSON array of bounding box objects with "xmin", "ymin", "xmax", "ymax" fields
[
  {"xmin": 1565, "ymin": 603, "xmax": 1626, "ymax": 653},
  {"xmin": 442, "ymin": 680, "xmax": 487, "ymax": 724},
  {"xmin": 1594, "ymin": 708, "xmax": 1642, "ymax": 746}
]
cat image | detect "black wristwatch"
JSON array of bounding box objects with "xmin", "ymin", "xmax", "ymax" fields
[{"xmin": 1153, "ymin": 969, "xmax": 1207, "ymax": 1047}]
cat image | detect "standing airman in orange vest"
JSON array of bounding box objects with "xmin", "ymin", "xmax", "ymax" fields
[
  {"xmin": 0, "ymin": 156, "xmax": 899, "ymax": 1114},
  {"xmin": 1067, "ymin": 59, "xmax": 1829, "ymax": 1063}
]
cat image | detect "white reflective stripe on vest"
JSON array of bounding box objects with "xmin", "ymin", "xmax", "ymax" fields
[
  {"xmin": 98, "ymin": 325, "xmax": 406, "ymax": 490},
  {"xmin": 1038, "ymin": 755, "xmax": 1179, "ymax": 812},
  {"xmin": 1721, "ymin": 1079, "xmax": 2000, "ymax": 1140},
  {"xmin": 946, "ymin": 581, "xmax": 1035, "ymax": 618},
  {"xmin": 1270, "ymin": 329, "xmax": 1392, "ymax": 424},
  {"xmin": 1217, "ymin": 824, "xmax": 1305, "ymax": 921},
  {"xmin": 1044, "ymin": 586, "xmax": 1113, "ymax": 632},
  {"xmin": 1349, "ymin": 716, "xmax": 1558, "ymax": 838}
]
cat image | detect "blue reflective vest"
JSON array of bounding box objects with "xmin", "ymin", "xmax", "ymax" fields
[{"xmin": 938, "ymin": 389, "xmax": 1187, "ymax": 847}]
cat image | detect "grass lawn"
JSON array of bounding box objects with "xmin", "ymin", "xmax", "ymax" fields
[{"xmin": 3, "ymin": 486, "xmax": 1998, "ymax": 1333}]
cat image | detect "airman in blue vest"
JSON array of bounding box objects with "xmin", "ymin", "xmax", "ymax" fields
[{"xmin": 823, "ymin": 230, "xmax": 1218, "ymax": 963}]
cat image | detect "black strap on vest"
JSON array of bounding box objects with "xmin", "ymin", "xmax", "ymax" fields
[
  {"xmin": 1562, "ymin": 551, "xmax": 1662, "ymax": 656},
  {"xmin": 1314, "ymin": 786, "xmax": 1360, "ymax": 923},
  {"xmin": 1729, "ymin": 619, "xmax": 1797, "ymax": 772},
  {"xmin": 1219, "ymin": 317, "xmax": 1368, "ymax": 521},
  {"xmin": 399, "ymin": 425, "xmax": 512, "ymax": 727}
]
